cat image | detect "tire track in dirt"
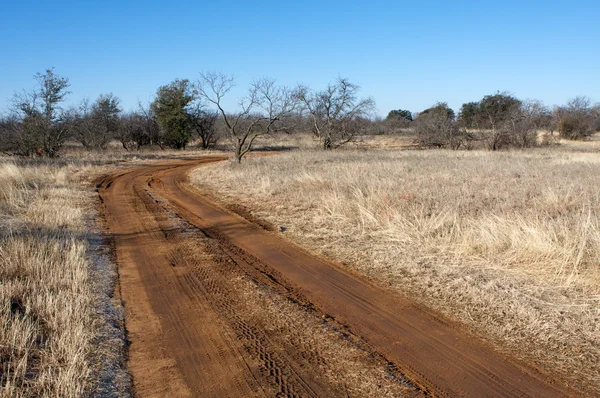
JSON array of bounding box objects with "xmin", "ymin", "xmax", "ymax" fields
[
  {"xmin": 99, "ymin": 161, "xmax": 266, "ymax": 397},
  {"xmin": 99, "ymin": 158, "xmax": 578, "ymax": 397},
  {"xmin": 99, "ymin": 158, "xmax": 414, "ymax": 397}
]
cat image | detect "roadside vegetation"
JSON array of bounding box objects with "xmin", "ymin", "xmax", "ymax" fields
[
  {"xmin": 0, "ymin": 158, "xmax": 135, "ymax": 397},
  {"xmin": 191, "ymin": 141, "xmax": 600, "ymax": 393}
]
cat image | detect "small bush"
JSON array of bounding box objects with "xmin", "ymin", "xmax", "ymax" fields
[{"xmin": 558, "ymin": 115, "xmax": 592, "ymax": 140}]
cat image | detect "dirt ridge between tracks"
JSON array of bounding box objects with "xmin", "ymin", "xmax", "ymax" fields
[{"xmin": 98, "ymin": 157, "xmax": 578, "ymax": 397}]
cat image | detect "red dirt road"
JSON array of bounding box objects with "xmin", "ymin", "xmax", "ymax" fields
[{"xmin": 98, "ymin": 158, "xmax": 576, "ymax": 397}]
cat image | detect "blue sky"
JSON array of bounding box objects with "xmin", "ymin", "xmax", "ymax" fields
[{"xmin": 1, "ymin": 0, "xmax": 598, "ymax": 117}]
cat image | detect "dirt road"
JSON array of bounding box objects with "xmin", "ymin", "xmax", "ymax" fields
[{"xmin": 98, "ymin": 158, "xmax": 575, "ymax": 397}]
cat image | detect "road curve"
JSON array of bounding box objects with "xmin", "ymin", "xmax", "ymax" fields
[{"xmin": 98, "ymin": 157, "xmax": 576, "ymax": 397}]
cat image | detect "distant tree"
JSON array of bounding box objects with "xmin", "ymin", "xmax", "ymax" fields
[
  {"xmin": 93, "ymin": 93, "xmax": 121, "ymax": 144},
  {"xmin": 478, "ymin": 92, "xmax": 521, "ymax": 128},
  {"xmin": 295, "ymin": 78, "xmax": 375, "ymax": 149},
  {"xmin": 151, "ymin": 79, "xmax": 196, "ymax": 149},
  {"xmin": 116, "ymin": 113, "xmax": 145, "ymax": 151},
  {"xmin": 71, "ymin": 98, "xmax": 95, "ymax": 148},
  {"xmin": 458, "ymin": 102, "xmax": 479, "ymax": 129},
  {"xmin": 593, "ymin": 104, "xmax": 600, "ymax": 132},
  {"xmin": 554, "ymin": 96, "xmax": 597, "ymax": 140},
  {"xmin": 418, "ymin": 102, "xmax": 456, "ymax": 121},
  {"xmin": 0, "ymin": 115, "xmax": 21, "ymax": 155},
  {"xmin": 387, "ymin": 109, "xmax": 413, "ymax": 121},
  {"xmin": 384, "ymin": 109, "xmax": 413, "ymax": 131},
  {"xmin": 10, "ymin": 68, "xmax": 71, "ymax": 157},
  {"xmin": 510, "ymin": 100, "xmax": 552, "ymax": 147},
  {"xmin": 459, "ymin": 92, "xmax": 552, "ymax": 149},
  {"xmin": 189, "ymin": 104, "xmax": 219, "ymax": 149},
  {"xmin": 414, "ymin": 102, "xmax": 466, "ymax": 149},
  {"xmin": 197, "ymin": 72, "xmax": 298, "ymax": 162},
  {"xmin": 137, "ymin": 100, "xmax": 163, "ymax": 148},
  {"xmin": 72, "ymin": 94, "xmax": 122, "ymax": 149},
  {"xmin": 114, "ymin": 101, "xmax": 161, "ymax": 151},
  {"xmin": 473, "ymin": 92, "xmax": 522, "ymax": 150}
]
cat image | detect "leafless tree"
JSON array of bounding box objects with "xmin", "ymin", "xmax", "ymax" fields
[
  {"xmin": 295, "ymin": 78, "xmax": 375, "ymax": 149},
  {"xmin": 0, "ymin": 115, "xmax": 23, "ymax": 155},
  {"xmin": 70, "ymin": 94, "xmax": 121, "ymax": 149},
  {"xmin": 139, "ymin": 99, "xmax": 163, "ymax": 148},
  {"xmin": 554, "ymin": 96, "xmax": 597, "ymax": 140},
  {"xmin": 197, "ymin": 72, "xmax": 298, "ymax": 162},
  {"xmin": 114, "ymin": 113, "xmax": 144, "ymax": 151},
  {"xmin": 508, "ymin": 100, "xmax": 552, "ymax": 147},
  {"xmin": 113, "ymin": 101, "xmax": 161, "ymax": 151},
  {"xmin": 189, "ymin": 104, "xmax": 219, "ymax": 149},
  {"xmin": 385, "ymin": 114, "xmax": 413, "ymax": 132},
  {"xmin": 71, "ymin": 98, "xmax": 95, "ymax": 148}
]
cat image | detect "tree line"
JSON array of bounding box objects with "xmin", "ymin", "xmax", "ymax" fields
[
  {"xmin": 1, "ymin": 68, "xmax": 599, "ymax": 161},
  {"xmin": 386, "ymin": 93, "xmax": 600, "ymax": 150},
  {"xmin": 0, "ymin": 69, "xmax": 376, "ymax": 162}
]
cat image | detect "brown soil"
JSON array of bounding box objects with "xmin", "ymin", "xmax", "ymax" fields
[{"xmin": 97, "ymin": 158, "xmax": 578, "ymax": 397}]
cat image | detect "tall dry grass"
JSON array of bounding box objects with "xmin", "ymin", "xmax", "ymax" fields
[
  {"xmin": 192, "ymin": 146, "xmax": 600, "ymax": 393},
  {"xmin": 0, "ymin": 163, "xmax": 94, "ymax": 397},
  {"xmin": 0, "ymin": 158, "xmax": 134, "ymax": 397}
]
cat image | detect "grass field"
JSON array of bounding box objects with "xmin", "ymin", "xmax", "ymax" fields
[
  {"xmin": 192, "ymin": 141, "xmax": 600, "ymax": 392},
  {"xmin": 0, "ymin": 161, "xmax": 97, "ymax": 396},
  {"xmin": 0, "ymin": 151, "xmax": 164, "ymax": 397}
]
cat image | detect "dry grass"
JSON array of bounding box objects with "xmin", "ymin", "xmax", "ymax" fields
[
  {"xmin": 0, "ymin": 153, "xmax": 150, "ymax": 397},
  {"xmin": 0, "ymin": 162, "xmax": 96, "ymax": 397},
  {"xmin": 192, "ymin": 144, "xmax": 600, "ymax": 394},
  {"xmin": 250, "ymin": 132, "xmax": 417, "ymax": 152}
]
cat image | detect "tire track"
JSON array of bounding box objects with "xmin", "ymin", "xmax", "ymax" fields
[
  {"xmin": 143, "ymin": 183, "xmax": 412, "ymax": 397},
  {"xmin": 99, "ymin": 158, "xmax": 414, "ymax": 397}
]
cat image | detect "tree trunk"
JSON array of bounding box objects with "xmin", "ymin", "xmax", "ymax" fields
[
  {"xmin": 323, "ymin": 135, "xmax": 332, "ymax": 150},
  {"xmin": 234, "ymin": 143, "xmax": 242, "ymax": 163}
]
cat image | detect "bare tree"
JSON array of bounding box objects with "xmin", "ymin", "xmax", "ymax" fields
[
  {"xmin": 71, "ymin": 98, "xmax": 95, "ymax": 148},
  {"xmin": 189, "ymin": 104, "xmax": 219, "ymax": 149},
  {"xmin": 508, "ymin": 100, "xmax": 552, "ymax": 147},
  {"xmin": 197, "ymin": 72, "xmax": 297, "ymax": 162},
  {"xmin": 71, "ymin": 94, "xmax": 121, "ymax": 149},
  {"xmin": 137, "ymin": 100, "xmax": 163, "ymax": 148},
  {"xmin": 295, "ymin": 78, "xmax": 375, "ymax": 149},
  {"xmin": 113, "ymin": 101, "xmax": 161, "ymax": 151},
  {"xmin": 554, "ymin": 96, "xmax": 597, "ymax": 140},
  {"xmin": 593, "ymin": 104, "xmax": 600, "ymax": 132},
  {"xmin": 0, "ymin": 115, "xmax": 23, "ymax": 155},
  {"xmin": 115, "ymin": 113, "xmax": 145, "ymax": 151}
]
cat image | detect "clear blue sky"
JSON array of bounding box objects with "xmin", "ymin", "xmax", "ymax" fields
[{"xmin": 1, "ymin": 0, "xmax": 598, "ymax": 117}]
